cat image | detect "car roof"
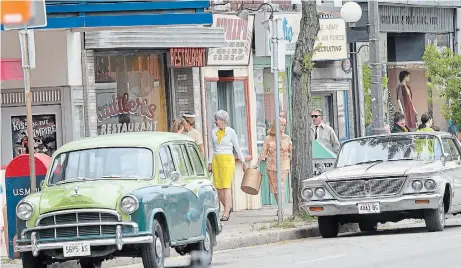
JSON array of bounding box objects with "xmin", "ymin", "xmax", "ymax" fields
[
  {"xmin": 345, "ymin": 131, "xmax": 454, "ymax": 143},
  {"xmin": 54, "ymin": 132, "xmax": 194, "ymax": 155}
]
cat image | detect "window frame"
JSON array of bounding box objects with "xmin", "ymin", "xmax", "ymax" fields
[
  {"xmin": 170, "ymin": 142, "xmax": 194, "ymax": 177},
  {"xmin": 204, "ymin": 76, "xmax": 253, "ymax": 161},
  {"xmin": 158, "ymin": 145, "xmax": 177, "ymax": 180},
  {"xmin": 186, "ymin": 143, "xmax": 206, "ymax": 176}
]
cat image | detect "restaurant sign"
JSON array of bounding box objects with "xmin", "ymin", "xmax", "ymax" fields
[
  {"xmin": 97, "ymin": 93, "xmax": 158, "ymax": 135},
  {"xmin": 170, "ymin": 48, "xmax": 206, "ymax": 68},
  {"xmin": 207, "ymin": 14, "xmax": 254, "ymax": 66}
]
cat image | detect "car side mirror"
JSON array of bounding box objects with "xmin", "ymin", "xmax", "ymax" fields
[
  {"xmin": 441, "ymin": 152, "xmax": 450, "ymax": 164},
  {"xmin": 39, "ymin": 181, "xmax": 45, "ymax": 189},
  {"xmin": 166, "ymin": 171, "xmax": 181, "ymax": 187}
]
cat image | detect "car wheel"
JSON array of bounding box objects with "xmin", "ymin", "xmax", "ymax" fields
[
  {"xmin": 424, "ymin": 200, "xmax": 445, "ymax": 232},
  {"xmin": 141, "ymin": 219, "xmax": 166, "ymax": 268},
  {"xmin": 318, "ymin": 216, "xmax": 339, "ymax": 238},
  {"xmin": 359, "ymin": 221, "xmax": 378, "ymax": 232},
  {"xmin": 190, "ymin": 219, "xmax": 215, "ymax": 265},
  {"xmin": 79, "ymin": 259, "xmax": 102, "ymax": 268},
  {"xmin": 21, "ymin": 252, "xmax": 46, "ymax": 268}
]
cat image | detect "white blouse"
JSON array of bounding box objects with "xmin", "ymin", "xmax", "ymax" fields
[{"xmin": 208, "ymin": 127, "xmax": 245, "ymax": 164}]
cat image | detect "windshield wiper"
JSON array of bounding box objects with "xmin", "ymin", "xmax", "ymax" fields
[
  {"xmin": 343, "ymin": 160, "xmax": 384, "ymax": 167},
  {"xmin": 55, "ymin": 177, "xmax": 89, "ymax": 185}
]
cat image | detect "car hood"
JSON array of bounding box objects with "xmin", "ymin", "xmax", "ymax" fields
[
  {"xmin": 39, "ymin": 179, "xmax": 150, "ymax": 214},
  {"xmin": 322, "ymin": 160, "xmax": 437, "ymax": 181}
]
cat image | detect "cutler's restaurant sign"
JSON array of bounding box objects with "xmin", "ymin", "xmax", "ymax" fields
[{"xmin": 97, "ymin": 93, "xmax": 157, "ymax": 135}]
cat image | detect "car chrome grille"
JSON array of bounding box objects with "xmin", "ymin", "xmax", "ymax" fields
[
  {"xmin": 32, "ymin": 210, "xmax": 127, "ymax": 240},
  {"xmin": 327, "ymin": 177, "xmax": 406, "ymax": 198}
]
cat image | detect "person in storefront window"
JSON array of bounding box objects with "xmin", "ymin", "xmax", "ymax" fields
[
  {"xmin": 182, "ymin": 112, "xmax": 205, "ymax": 157},
  {"xmin": 208, "ymin": 110, "xmax": 247, "ymax": 221},
  {"xmin": 416, "ymin": 112, "xmax": 434, "ymax": 132},
  {"xmin": 171, "ymin": 118, "xmax": 186, "ymax": 134},
  {"xmin": 391, "ymin": 112, "xmax": 410, "ymax": 133},
  {"xmin": 253, "ymin": 117, "xmax": 292, "ymax": 216},
  {"xmin": 310, "ymin": 109, "xmax": 340, "ymax": 154},
  {"xmin": 396, "ymin": 70, "xmax": 418, "ymax": 130}
]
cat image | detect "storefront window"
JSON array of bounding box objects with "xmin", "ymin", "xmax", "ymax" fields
[
  {"xmin": 206, "ymin": 80, "xmax": 250, "ymax": 156},
  {"xmin": 94, "ymin": 52, "xmax": 168, "ymax": 135}
]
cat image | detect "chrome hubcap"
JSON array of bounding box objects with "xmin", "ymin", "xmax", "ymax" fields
[
  {"xmin": 155, "ymin": 236, "xmax": 163, "ymax": 258},
  {"xmin": 204, "ymin": 232, "xmax": 211, "ymax": 251}
]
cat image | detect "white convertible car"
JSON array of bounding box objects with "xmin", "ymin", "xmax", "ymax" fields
[{"xmin": 301, "ymin": 132, "xmax": 461, "ymax": 238}]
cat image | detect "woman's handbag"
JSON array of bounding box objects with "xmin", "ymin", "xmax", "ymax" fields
[{"xmin": 241, "ymin": 168, "xmax": 262, "ymax": 195}]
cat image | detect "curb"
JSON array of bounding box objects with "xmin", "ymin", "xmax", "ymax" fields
[{"xmin": 1, "ymin": 223, "xmax": 359, "ymax": 268}]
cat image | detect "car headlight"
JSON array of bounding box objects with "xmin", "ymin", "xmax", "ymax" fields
[
  {"xmin": 315, "ymin": 188, "xmax": 326, "ymax": 198},
  {"xmin": 424, "ymin": 179, "xmax": 437, "ymax": 190},
  {"xmin": 120, "ymin": 195, "xmax": 139, "ymax": 214},
  {"xmin": 412, "ymin": 180, "xmax": 423, "ymax": 191},
  {"xmin": 16, "ymin": 202, "xmax": 34, "ymax": 221},
  {"xmin": 301, "ymin": 188, "xmax": 313, "ymax": 200}
]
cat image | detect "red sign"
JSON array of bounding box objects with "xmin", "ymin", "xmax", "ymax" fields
[
  {"xmin": 170, "ymin": 48, "xmax": 206, "ymax": 68},
  {"xmin": 1, "ymin": 58, "xmax": 23, "ymax": 81},
  {"xmin": 97, "ymin": 93, "xmax": 156, "ymax": 122}
]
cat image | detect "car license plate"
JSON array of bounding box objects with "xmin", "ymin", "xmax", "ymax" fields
[
  {"xmin": 63, "ymin": 242, "xmax": 91, "ymax": 258},
  {"xmin": 358, "ymin": 202, "xmax": 380, "ymax": 214}
]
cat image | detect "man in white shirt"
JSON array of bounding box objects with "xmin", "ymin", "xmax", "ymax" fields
[{"xmin": 310, "ymin": 109, "xmax": 340, "ymax": 154}]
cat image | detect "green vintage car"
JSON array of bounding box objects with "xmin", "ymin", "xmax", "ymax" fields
[{"xmin": 14, "ymin": 132, "xmax": 221, "ymax": 268}]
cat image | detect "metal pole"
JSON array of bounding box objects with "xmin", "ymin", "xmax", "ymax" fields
[
  {"xmin": 272, "ymin": 18, "xmax": 283, "ymax": 223},
  {"xmin": 350, "ymin": 43, "xmax": 361, "ymax": 138},
  {"xmin": 20, "ymin": 30, "xmax": 37, "ymax": 192},
  {"xmin": 198, "ymin": 67, "xmax": 209, "ymax": 160},
  {"xmin": 368, "ymin": 1, "xmax": 385, "ymax": 135}
]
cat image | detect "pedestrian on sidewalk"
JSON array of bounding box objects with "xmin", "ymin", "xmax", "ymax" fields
[
  {"xmin": 310, "ymin": 109, "xmax": 340, "ymax": 154},
  {"xmin": 391, "ymin": 112, "xmax": 410, "ymax": 133},
  {"xmin": 208, "ymin": 110, "xmax": 247, "ymax": 221},
  {"xmin": 171, "ymin": 118, "xmax": 186, "ymax": 134},
  {"xmin": 254, "ymin": 117, "xmax": 292, "ymax": 216},
  {"xmin": 416, "ymin": 112, "xmax": 434, "ymax": 132},
  {"xmin": 183, "ymin": 112, "xmax": 205, "ymax": 157}
]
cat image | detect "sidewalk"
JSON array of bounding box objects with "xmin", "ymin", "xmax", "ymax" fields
[{"xmin": 0, "ymin": 204, "xmax": 358, "ymax": 268}]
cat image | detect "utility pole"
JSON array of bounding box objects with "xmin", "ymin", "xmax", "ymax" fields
[{"xmin": 368, "ymin": 1, "xmax": 385, "ymax": 134}]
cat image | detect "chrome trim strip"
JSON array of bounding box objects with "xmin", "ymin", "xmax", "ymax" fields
[
  {"xmin": 15, "ymin": 236, "xmax": 154, "ymax": 253},
  {"xmin": 36, "ymin": 209, "xmax": 122, "ymax": 226},
  {"xmin": 23, "ymin": 222, "xmax": 138, "ymax": 233}
]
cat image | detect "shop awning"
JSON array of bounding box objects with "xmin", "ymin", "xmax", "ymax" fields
[{"xmin": 84, "ymin": 27, "xmax": 226, "ymax": 49}]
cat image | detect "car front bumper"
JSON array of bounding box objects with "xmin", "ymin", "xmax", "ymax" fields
[
  {"xmin": 15, "ymin": 225, "xmax": 153, "ymax": 257},
  {"xmin": 301, "ymin": 193, "xmax": 443, "ymax": 217}
]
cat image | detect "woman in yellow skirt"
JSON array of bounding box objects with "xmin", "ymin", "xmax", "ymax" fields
[{"xmin": 208, "ymin": 110, "xmax": 247, "ymax": 221}]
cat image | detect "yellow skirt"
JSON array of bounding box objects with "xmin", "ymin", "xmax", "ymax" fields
[{"xmin": 212, "ymin": 154, "xmax": 235, "ymax": 189}]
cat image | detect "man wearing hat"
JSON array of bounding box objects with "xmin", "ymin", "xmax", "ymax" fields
[{"xmin": 183, "ymin": 112, "xmax": 205, "ymax": 157}]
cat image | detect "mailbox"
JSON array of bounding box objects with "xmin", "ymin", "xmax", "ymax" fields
[{"xmin": 4, "ymin": 153, "xmax": 51, "ymax": 259}]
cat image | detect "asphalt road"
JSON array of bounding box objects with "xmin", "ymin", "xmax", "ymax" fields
[{"xmin": 153, "ymin": 217, "xmax": 461, "ymax": 268}]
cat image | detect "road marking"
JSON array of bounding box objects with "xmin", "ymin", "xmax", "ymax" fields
[{"xmin": 299, "ymin": 255, "xmax": 346, "ymax": 264}]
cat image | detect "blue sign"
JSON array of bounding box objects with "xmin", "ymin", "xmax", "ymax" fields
[
  {"xmin": 268, "ymin": 17, "xmax": 294, "ymax": 52},
  {"xmin": 5, "ymin": 176, "xmax": 45, "ymax": 259}
]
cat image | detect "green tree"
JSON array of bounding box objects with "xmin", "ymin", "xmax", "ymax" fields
[
  {"xmin": 362, "ymin": 65, "xmax": 392, "ymax": 127},
  {"xmin": 422, "ymin": 45, "xmax": 461, "ymax": 129}
]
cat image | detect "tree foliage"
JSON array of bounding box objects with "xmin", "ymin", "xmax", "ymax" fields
[
  {"xmin": 422, "ymin": 44, "xmax": 461, "ymax": 129},
  {"xmin": 362, "ymin": 65, "xmax": 392, "ymax": 126},
  {"xmin": 290, "ymin": 1, "xmax": 319, "ymax": 217}
]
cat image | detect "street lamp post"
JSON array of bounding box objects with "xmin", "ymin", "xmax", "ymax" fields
[
  {"xmin": 341, "ymin": 1, "xmax": 385, "ymax": 135},
  {"xmin": 237, "ymin": 4, "xmax": 285, "ymax": 223}
]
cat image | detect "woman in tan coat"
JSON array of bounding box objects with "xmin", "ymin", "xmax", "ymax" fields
[{"xmin": 254, "ymin": 117, "xmax": 292, "ymax": 215}]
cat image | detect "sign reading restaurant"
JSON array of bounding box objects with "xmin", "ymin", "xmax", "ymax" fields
[{"xmin": 170, "ymin": 48, "xmax": 206, "ymax": 68}]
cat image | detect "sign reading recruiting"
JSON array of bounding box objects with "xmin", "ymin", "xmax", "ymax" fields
[
  {"xmin": 312, "ymin": 18, "xmax": 347, "ymax": 61},
  {"xmin": 207, "ymin": 14, "xmax": 254, "ymax": 66}
]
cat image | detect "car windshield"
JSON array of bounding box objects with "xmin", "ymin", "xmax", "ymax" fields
[
  {"xmin": 48, "ymin": 147, "xmax": 154, "ymax": 184},
  {"xmin": 336, "ymin": 134, "xmax": 443, "ymax": 168}
]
